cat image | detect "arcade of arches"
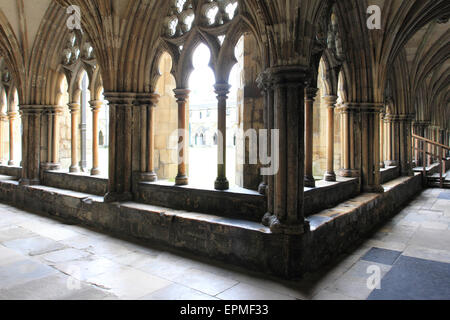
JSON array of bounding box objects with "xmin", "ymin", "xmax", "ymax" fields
[{"xmin": 0, "ymin": 0, "xmax": 449, "ymax": 279}]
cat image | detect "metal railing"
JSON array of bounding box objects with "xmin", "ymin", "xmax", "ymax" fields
[{"xmin": 412, "ymin": 134, "xmax": 450, "ymax": 188}]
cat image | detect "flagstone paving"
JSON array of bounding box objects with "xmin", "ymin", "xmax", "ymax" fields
[{"xmin": 0, "ymin": 188, "xmax": 449, "ymax": 300}]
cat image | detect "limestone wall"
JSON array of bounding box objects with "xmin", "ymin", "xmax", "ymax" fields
[{"xmin": 235, "ymin": 33, "xmax": 264, "ymax": 190}]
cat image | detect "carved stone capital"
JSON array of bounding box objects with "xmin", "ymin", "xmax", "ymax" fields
[
  {"xmin": 68, "ymin": 103, "xmax": 80, "ymax": 113},
  {"xmin": 173, "ymin": 88, "xmax": 190, "ymax": 102},
  {"xmin": 104, "ymin": 92, "xmax": 136, "ymax": 107},
  {"xmin": 136, "ymin": 92, "xmax": 160, "ymax": 108},
  {"xmin": 322, "ymin": 95, "xmax": 338, "ymax": 108},
  {"xmin": 89, "ymin": 100, "xmax": 103, "ymax": 112},
  {"xmin": 47, "ymin": 105, "xmax": 64, "ymax": 115},
  {"xmin": 19, "ymin": 105, "xmax": 45, "ymax": 115},
  {"xmin": 214, "ymin": 83, "xmax": 231, "ymax": 98},
  {"xmin": 305, "ymin": 87, "xmax": 319, "ymax": 102},
  {"xmin": 267, "ymin": 65, "xmax": 309, "ymax": 88}
]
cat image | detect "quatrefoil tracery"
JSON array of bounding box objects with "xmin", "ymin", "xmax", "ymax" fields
[{"xmin": 162, "ymin": 0, "xmax": 239, "ymax": 39}]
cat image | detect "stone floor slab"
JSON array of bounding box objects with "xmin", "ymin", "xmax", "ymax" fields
[
  {"xmin": 361, "ymin": 247, "xmax": 402, "ymax": 266},
  {"xmin": 368, "ymin": 255, "xmax": 450, "ymax": 300}
]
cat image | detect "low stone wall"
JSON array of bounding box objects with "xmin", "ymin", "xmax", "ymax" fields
[
  {"xmin": 0, "ymin": 173, "xmax": 423, "ymax": 279},
  {"xmin": 380, "ymin": 166, "xmax": 400, "ymax": 184},
  {"xmin": 304, "ymin": 178, "xmax": 360, "ymax": 217},
  {"xmin": 42, "ymin": 171, "xmax": 107, "ymax": 196},
  {"xmin": 297, "ymin": 174, "xmax": 423, "ymax": 275},
  {"xmin": 137, "ymin": 182, "xmax": 267, "ymax": 222},
  {"xmin": 0, "ymin": 165, "xmax": 22, "ymax": 178}
]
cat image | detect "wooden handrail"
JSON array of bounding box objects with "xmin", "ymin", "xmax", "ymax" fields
[
  {"xmin": 412, "ymin": 133, "xmax": 448, "ymax": 188},
  {"xmin": 412, "ymin": 134, "xmax": 450, "ymax": 151}
]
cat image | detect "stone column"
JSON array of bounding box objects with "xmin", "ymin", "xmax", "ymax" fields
[
  {"xmin": 384, "ymin": 114, "xmax": 399, "ymax": 167},
  {"xmin": 379, "ymin": 109, "xmax": 386, "ymax": 168},
  {"xmin": 48, "ymin": 106, "xmax": 62, "ymax": 170},
  {"xmin": 337, "ymin": 105, "xmax": 359, "ymax": 177},
  {"xmin": 19, "ymin": 105, "xmax": 44, "ymax": 185},
  {"xmin": 398, "ymin": 115, "xmax": 414, "ymax": 176},
  {"xmin": 304, "ymin": 87, "xmax": 318, "ymax": 187},
  {"xmin": 257, "ymin": 71, "xmax": 274, "ymax": 216},
  {"xmin": 174, "ymin": 89, "xmax": 190, "ymax": 185},
  {"xmin": 214, "ymin": 83, "xmax": 231, "ymax": 191},
  {"xmin": 89, "ymin": 100, "xmax": 103, "ymax": 175},
  {"xmin": 0, "ymin": 112, "xmax": 7, "ymax": 164},
  {"xmin": 138, "ymin": 93, "xmax": 160, "ymax": 182},
  {"xmin": 103, "ymin": 93, "xmax": 135, "ymax": 202},
  {"xmin": 7, "ymin": 111, "xmax": 18, "ymax": 166},
  {"xmin": 68, "ymin": 103, "xmax": 80, "ymax": 172},
  {"xmin": 262, "ymin": 66, "xmax": 309, "ymax": 235},
  {"xmin": 323, "ymin": 95, "xmax": 338, "ymax": 182},
  {"xmin": 359, "ymin": 104, "xmax": 384, "ymax": 193}
]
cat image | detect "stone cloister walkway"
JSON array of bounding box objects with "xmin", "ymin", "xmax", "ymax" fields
[{"xmin": 0, "ymin": 188, "xmax": 449, "ymax": 300}]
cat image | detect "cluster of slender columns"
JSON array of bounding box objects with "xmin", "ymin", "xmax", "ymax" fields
[
  {"xmin": 67, "ymin": 100, "xmax": 104, "ymax": 175},
  {"xmin": 7, "ymin": 110, "xmax": 18, "ymax": 166},
  {"xmin": 302, "ymin": 92, "xmax": 338, "ymax": 186},
  {"xmin": 19, "ymin": 106, "xmax": 44, "ymax": 185},
  {"xmin": 0, "ymin": 111, "xmax": 14, "ymax": 166},
  {"xmin": 337, "ymin": 105, "xmax": 358, "ymax": 178},
  {"xmin": 304, "ymin": 87, "xmax": 318, "ymax": 187},
  {"xmin": 68, "ymin": 102, "xmax": 80, "ymax": 173},
  {"xmin": 138, "ymin": 93, "xmax": 159, "ymax": 183},
  {"xmin": 261, "ymin": 66, "xmax": 308, "ymax": 235},
  {"xmin": 0, "ymin": 112, "xmax": 6, "ymax": 164},
  {"xmin": 45, "ymin": 106, "xmax": 63, "ymax": 170}
]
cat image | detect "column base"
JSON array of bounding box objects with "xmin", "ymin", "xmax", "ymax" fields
[
  {"xmin": 214, "ymin": 177, "xmax": 229, "ymax": 191},
  {"xmin": 363, "ymin": 184, "xmax": 385, "ymax": 193},
  {"xmin": 140, "ymin": 172, "xmax": 157, "ymax": 182},
  {"xmin": 262, "ymin": 213, "xmax": 308, "ymax": 235},
  {"xmin": 324, "ymin": 172, "xmax": 336, "ymax": 182},
  {"xmin": 304, "ymin": 176, "xmax": 315, "ymax": 188},
  {"xmin": 384, "ymin": 160, "xmax": 397, "ymax": 167},
  {"xmin": 104, "ymin": 192, "xmax": 133, "ymax": 203},
  {"xmin": 70, "ymin": 165, "xmax": 80, "ymax": 173},
  {"xmin": 49, "ymin": 163, "xmax": 61, "ymax": 171},
  {"xmin": 91, "ymin": 168, "xmax": 101, "ymax": 176},
  {"xmin": 258, "ymin": 182, "xmax": 268, "ymax": 195},
  {"xmin": 338, "ymin": 169, "xmax": 360, "ymax": 178},
  {"xmin": 175, "ymin": 175, "xmax": 188, "ymax": 186}
]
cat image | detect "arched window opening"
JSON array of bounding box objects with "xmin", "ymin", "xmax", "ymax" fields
[
  {"xmin": 96, "ymin": 88, "xmax": 108, "ymax": 175},
  {"xmin": 57, "ymin": 75, "xmax": 72, "ymax": 170},
  {"xmin": 79, "ymin": 71, "xmax": 91, "ymax": 172},
  {"xmin": 188, "ymin": 43, "xmax": 217, "ymax": 187},
  {"xmin": 233, "ymin": 33, "xmax": 263, "ymax": 190},
  {"xmin": 0, "ymin": 89, "xmax": 7, "ymax": 165},
  {"xmin": 154, "ymin": 52, "xmax": 178, "ymax": 181},
  {"xmin": 311, "ymin": 59, "xmax": 342, "ymax": 181},
  {"xmin": 226, "ymin": 37, "xmax": 244, "ymax": 188},
  {"xmin": 7, "ymin": 89, "xmax": 22, "ymax": 166}
]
